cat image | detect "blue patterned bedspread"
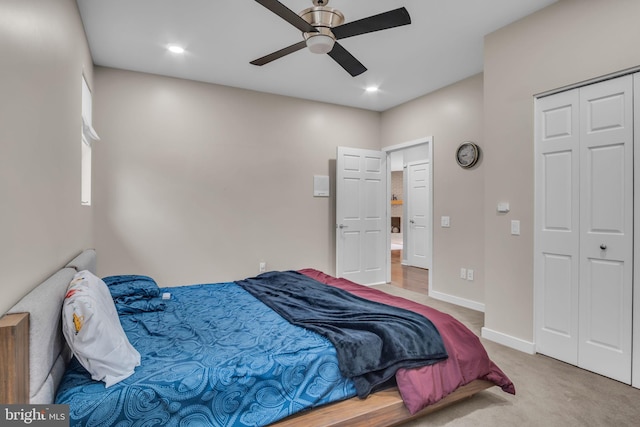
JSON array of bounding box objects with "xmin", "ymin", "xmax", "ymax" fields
[{"xmin": 55, "ymin": 282, "xmax": 356, "ymax": 426}]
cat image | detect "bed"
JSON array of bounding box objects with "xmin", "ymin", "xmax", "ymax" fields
[{"xmin": 0, "ymin": 249, "xmax": 514, "ymax": 426}]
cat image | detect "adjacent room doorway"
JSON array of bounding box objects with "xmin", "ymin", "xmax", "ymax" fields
[{"xmin": 336, "ymin": 137, "xmax": 432, "ymax": 287}]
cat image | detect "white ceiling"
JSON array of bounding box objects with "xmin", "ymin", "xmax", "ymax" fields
[{"xmin": 76, "ymin": 0, "xmax": 557, "ymax": 112}]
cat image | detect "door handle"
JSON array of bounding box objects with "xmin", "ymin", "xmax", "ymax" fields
[
  {"xmin": 337, "ymin": 224, "xmax": 348, "ymax": 229},
  {"xmin": 410, "ymin": 220, "xmax": 415, "ymax": 224}
]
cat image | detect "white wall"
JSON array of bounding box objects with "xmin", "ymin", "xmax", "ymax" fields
[
  {"xmin": 93, "ymin": 67, "xmax": 381, "ymax": 286},
  {"xmin": 0, "ymin": 0, "xmax": 94, "ymax": 315}
]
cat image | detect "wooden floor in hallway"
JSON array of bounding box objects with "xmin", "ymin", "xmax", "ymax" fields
[{"xmin": 390, "ymin": 250, "xmax": 428, "ymax": 294}]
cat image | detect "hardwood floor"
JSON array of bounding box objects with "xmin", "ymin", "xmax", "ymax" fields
[{"xmin": 390, "ymin": 250, "xmax": 428, "ymax": 294}]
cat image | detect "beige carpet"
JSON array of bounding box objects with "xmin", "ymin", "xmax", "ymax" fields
[{"xmin": 373, "ymin": 284, "xmax": 640, "ymax": 427}]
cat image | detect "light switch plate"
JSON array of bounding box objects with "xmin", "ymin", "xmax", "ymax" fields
[
  {"xmin": 511, "ymin": 220, "xmax": 520, "ymax": 235},
  {"xmin": 441, "ymin": 216, "xmax": 450, "ymax": 227}
]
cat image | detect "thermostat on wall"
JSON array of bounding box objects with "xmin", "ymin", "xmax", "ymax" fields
[
  {"xmin": 314, "ymin": 175, "xmax": 330, "ymax": 197},
  {"xmin": 497, "ymin": 202, "xmax": 510, "ymax": 213}
]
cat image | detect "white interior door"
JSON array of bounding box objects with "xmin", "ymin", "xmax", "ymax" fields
[
  {"xmin": 336, "ymin": 146, "xmax": 387, "ymax": 285},
  {"xmin": 406, "ymin": 161, "xmax": 430, "ymax": 269},
  {"xmin": 578, "ymin": 75, "xmax": 633, "ymax": 384}
]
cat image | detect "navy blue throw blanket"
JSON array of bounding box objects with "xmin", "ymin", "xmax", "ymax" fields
[{"xmin": 235, "ymin": 271, "xmax": 448, "ymax": 398}]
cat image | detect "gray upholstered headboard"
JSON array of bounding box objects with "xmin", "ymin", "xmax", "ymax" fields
[
  {"xmin": 4, "ymin": 249, "xmax": 96, "ymax": 404},
  {"xmin": 64, "ymin": 249, "xmax": 97, "ymax": 276}
]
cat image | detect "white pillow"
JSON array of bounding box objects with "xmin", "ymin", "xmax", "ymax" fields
[{"xmin": 62, "ymin": 270, "xmax": 141, "ymax": 387}]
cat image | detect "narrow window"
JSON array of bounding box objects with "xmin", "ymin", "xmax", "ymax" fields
[
  {"xmin": 81, "ymin": 136, "xmax": 92, "ymax": 206},
  {"xmin": 81, "ymin": 75, "xmax": 99, "ymax": 206}
]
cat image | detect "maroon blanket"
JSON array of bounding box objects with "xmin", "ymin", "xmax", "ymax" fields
[{"xmin": 300, "ymin": 269, "xmax": 515, "ymax": 414}]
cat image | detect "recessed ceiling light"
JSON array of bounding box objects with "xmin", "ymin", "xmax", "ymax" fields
[
  {"xmin": 365, "ymin": 86, "xmax": 379, "ymax": 93},
  {"xmin": 167, "ymin": 45, "xmax": 185, "ymax": 54}
]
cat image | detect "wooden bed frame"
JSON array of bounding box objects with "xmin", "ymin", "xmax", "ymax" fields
[
  {"xmin": 0, "ymin": 249, "xmax": 495, "ymax": 426},
  {"xmin": 0, "ymin": 312, "xmax": 29, "ymax": 404},
  {"xmin": 271, "ymin": 381, "xmax": 494, "ymax": 427}
]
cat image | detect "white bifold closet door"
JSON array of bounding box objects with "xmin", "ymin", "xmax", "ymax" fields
[{"xmin": 535, "ymin": 74, "xmax": 633, "ymax": 384}]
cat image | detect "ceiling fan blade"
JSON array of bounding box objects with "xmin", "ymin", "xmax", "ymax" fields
[
  {"xmin": 327, "ymin": 42, "xmax": 367, "ymax": 77},
  {"xmin": 250, "ymin": 40, "xmax": 307, "ymax": 66},
  {"xmin": 254, "ymin": 0, "xmax": 317, "ymax": 33},
  {"xmin": 332, "ymin": 7, "xmax": 411, "ymax": 40}
]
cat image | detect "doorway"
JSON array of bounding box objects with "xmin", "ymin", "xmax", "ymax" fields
[
  {"xmin": 383, "ymin": 137, "xmax": 432, "ymax": 288},
  {"xmin": 335, "ymin": 137, "xmax": 432, "ymax": 288}
]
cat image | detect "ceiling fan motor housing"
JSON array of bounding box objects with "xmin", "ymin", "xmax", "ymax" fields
[
  {"xmin": 300, "ymin": 6, "xmax": 344, "ymax": 29},
  {"xmin": 300, "ymin": 6, "xmax": 344, "ymax": 53}
]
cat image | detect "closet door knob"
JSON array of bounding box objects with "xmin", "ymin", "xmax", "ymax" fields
[{"xmin": 600, "ymin": 244, "xmax": 607, "ymax": 250}]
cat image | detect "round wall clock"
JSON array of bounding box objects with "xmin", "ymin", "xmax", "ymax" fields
[{"xmin": 455, "ymin": 141, "xmax": 480, "ymax": 168}]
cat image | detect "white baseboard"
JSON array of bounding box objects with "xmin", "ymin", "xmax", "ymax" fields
[
  {"xmin": 428, "ymin": 290, "xmax": 536, "ymax": 355},
  {"xmin": 481, "ymin": 327, "xmax": 536, "ymax": 354},
  {"xmin": 429, "ymin": 290, "xmax": 485, "ymax": 312}
]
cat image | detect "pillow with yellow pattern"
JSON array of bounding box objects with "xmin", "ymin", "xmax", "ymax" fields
[{"xmin": 62, "ymin": 270, "xmax": 140, "ymax": 387}]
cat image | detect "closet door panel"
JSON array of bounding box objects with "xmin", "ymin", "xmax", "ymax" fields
[
  {"xmin": 579, "ymin": 75, "xmax": 633, "ymax": 384},
  {"xmin": 534, "ymin": 89, "xmax": 580, "ymax": 364}
]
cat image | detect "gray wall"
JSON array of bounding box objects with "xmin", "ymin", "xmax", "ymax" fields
[
  {"xmin": 0, "ymin": 0, "xmax": 94, "ymax": 315},
  {"xmin": 5, "ymin": 0, "xmax": 640, "ymax": 354},
  {"xmin": 381, "ymin": 74, "xmax": 485, "ymax": 306},
  {"xmin": 93, "ymin": 67, "xmax": 381, "ymax": 286},
  {"xmin": 381, "ymin": 0, "xmax": 640, "ymax": 348},
  {"xmin": 483, "ymin": 0, "xmax": 640, "ymax": 345}
]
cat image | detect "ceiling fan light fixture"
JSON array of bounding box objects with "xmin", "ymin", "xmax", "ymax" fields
[{"xmin": 305, "ymin": 33, "xmax": 335, "ymax": 54}]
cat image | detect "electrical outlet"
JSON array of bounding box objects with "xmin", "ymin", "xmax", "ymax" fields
[
  {"xmin": 467, "ymin": 269, "xmax": 474, "ymax": 281},
  {"xmin": 259, "ymin": 262, "xmax": 266, "ymax": 272},
  {"xmin": 460, "ymin": 268, "xmax": 467, "ymax": 279}
]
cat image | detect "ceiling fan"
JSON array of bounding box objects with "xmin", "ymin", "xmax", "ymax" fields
[{"xmin": 250, "ymin": 0, "xmax": 411, "ymax": 77}]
